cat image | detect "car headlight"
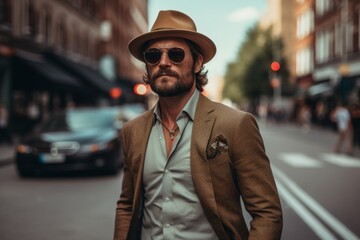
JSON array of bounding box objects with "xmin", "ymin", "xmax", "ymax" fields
[
  {"xmin": 80, "ymin": 142, "xmax": 113, "ymax": 153},
  {"xmin": 16, "ymin": 144, "xmax": 32, "ymax": 154}
]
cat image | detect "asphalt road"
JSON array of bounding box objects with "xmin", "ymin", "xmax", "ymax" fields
[
  {"xmin": 0, "ymin": 121, "xmax": 359, "ymax": 240},
  {"xmin": 260, "ymin": 122, "xmax": 360, "ymax": 240},
  {"xmin": 0, "ymin": 167, "xmax": 123, "ymax": 240}
]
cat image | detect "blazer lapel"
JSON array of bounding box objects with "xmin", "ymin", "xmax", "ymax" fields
[
  {"xmin": 191, "ymin": 95, "xmax": 228, "ymax": 239},
  {"xmin": 132, "ymin": 109, "xmax": 154, "ymax": 194},
  {"xmin": 129, "ymin": 109, "xmax": 154, "ymax": 237}
]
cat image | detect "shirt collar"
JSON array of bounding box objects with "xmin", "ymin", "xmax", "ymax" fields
[{"xmin": 154, "ymin": 90, "xmax": 200, "ymax": 123}]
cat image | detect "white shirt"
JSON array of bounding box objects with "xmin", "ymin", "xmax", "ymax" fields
[{"xmin": 334, "ymin": 107, "xmax": 351, "ymax": 131}]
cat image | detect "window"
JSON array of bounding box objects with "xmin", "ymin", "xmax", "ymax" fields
[
  {"xmin": 334, "ymin": 21, "xmax": 342, "ymax": 57},
  {"xmin": 316, "ymin": 0, "xmax": 332, "ymax": 17},
  {"xmin": 359, "ymin": 9, "xmax": 360, "ymax": 50},
  {"xmin": 316, "ymin": 30, "xmax": 331, "ymax": 63},
  {"xmin": 346, "ymin": 19, "xmax": 353, "ymax": 53},
  {"xmin": 44, "ymin": 10, "xmax": 52, "ymax": 44},
  {"xmin": 297, "ymin": 9, "xmax": 314, "ymax": 39},
  {"xmin": 296, "ymin": 47, "xmax": 313, "ymax": 75},
  {"xmin": 0, "ymin": 0, "xmax": 11, "ymax": 28},
  {"xmin": 27, "ymin": 2, "xmax": 37, "ymax": 38},
  {"xmin": 58, "ymin": 19, "xmax": 67, "ymax": 49},
  {"xmin": 73, "ymin": 29, "xmax": 79, "ymax": 53}
]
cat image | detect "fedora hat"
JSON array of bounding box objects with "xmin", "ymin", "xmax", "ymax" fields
[{"xmin": 128, "ymin": 10, "xmax": 216, "ymax": 63}]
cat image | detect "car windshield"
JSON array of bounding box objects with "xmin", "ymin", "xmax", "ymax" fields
[{"xmin": 40, "ymin": 108, "xmax": 120, "ymax": 132}]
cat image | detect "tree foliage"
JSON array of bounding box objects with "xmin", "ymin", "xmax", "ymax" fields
[{"xmin": 222, "ymin": 24, "xmax": 290, "ymax": 106}]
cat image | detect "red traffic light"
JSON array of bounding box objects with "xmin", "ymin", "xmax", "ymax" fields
[
  {"xmin": 270, "ymin": 61, "xmax": 281, "ymax": 72},
  {"xmin": 110, "ymin": 87, "xmax": 122, "ymax": 99}
]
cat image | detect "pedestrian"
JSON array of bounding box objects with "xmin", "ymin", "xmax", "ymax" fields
[
  {"xmin": 114, "ymin": 10, "xmax": 283, "ymax": 240},
  {"xmin": 331, "ymin": 101, "xmax": 353, "ymax": 155},
  {"xmin": 315, "ymin": 101, "xmax": 327, "ymax": 127},
  {"xmin": 349, "ymin": 103, "xmax": 360, "ymax": 150},
  {"xmin": 299, "ymin": 104, "xmax": 311, "ymax": 132},
  {"xmin": 257, "ymin": 103, "xmax": 268, "ymax": 123},
  {"xmin": 0, "ymin": 103, "xmax": 12, "ymax": 144}
]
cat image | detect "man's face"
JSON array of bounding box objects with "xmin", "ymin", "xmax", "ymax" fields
[{"xmin": 145, "ymin": 38, "xmax": 203, "ymax": 97}]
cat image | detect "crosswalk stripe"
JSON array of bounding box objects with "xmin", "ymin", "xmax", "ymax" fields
[
  {"xmin": 273, "ymin": 166, "xmax": 360, "ymax": 240},
  {"xmin": 275, "ymin": 181, "xmax": 337, "ymax": 240},
  {"xmin": 322, "ymin": 153, "xmax": 360, "ymax": 167},
  {"xmin": 279, "ymin": 153, "xmax": 322, "ymax": 167}
]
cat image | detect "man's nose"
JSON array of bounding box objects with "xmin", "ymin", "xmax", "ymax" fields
[{"xmin": 159, "ymin": 51, "xmax": 171, "ymax": 66}]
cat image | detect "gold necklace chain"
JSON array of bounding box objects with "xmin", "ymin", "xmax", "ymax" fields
[{"xmin": 161, "ymin": 122, "xmax": 178, "ymax": 140}]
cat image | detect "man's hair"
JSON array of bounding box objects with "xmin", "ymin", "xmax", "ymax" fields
[{"xmin": 142, "ymin": 39, "xmax": 209, "ymax": 92}]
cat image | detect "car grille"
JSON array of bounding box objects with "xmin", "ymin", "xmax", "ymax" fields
[{"xmin": 33, "ymin": 142, "xmax": 80, "ymax": 156}]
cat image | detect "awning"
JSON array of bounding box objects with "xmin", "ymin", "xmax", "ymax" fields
[
  {"xmin": 46, "ymin": 51, "xmax": 119, "ymax": 97},
  {"xmin": 12, "ymin": 52, "xmax": 85, "ymax": 92},
  {"xmin": 307, "ymin": 82, "xmax": 333, "ymax": 96}
]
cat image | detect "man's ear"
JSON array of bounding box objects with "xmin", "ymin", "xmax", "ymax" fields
[{"xmin": 194, "ymin": 54, "xmax": 204, "ymax": 73}]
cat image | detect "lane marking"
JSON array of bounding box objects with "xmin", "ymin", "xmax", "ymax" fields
[
  {"xmin": 322, "ymin": 153, "xmax": 360, "ymax": 167},
  {"xmin": 273, "ymin": 166, "xmax": 360, "ymax": 240},
  {"xmin": 279, "ymin": 153, "xmax": 322, "ymax": 167},
  {"xmin": 276, "ymin": 181, "xmax": 337, "ymax": 240}
]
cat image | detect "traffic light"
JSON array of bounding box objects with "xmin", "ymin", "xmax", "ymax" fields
[
  {"xmin": 134, "ymin": 83, "xmax": 148, "ymax": 95},
  {"xmin": 109, "ymin": 87, "xmax": 122, "ymax": 99},
  {"xmin": 270, "ymin": 61, "xmax": 281, "ymax": 72},
  {"xmin": 271, "ymin": 77, "xmax": 280, "ymax": 89}
]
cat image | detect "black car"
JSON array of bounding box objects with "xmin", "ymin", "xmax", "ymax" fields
[{"xmin": 15, "ymin": 106, "xmax": 130, "ymax": 177}]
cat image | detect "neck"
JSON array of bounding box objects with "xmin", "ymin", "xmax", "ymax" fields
[{"xmin": 159, "ymin": 88, "xmax": 195, "ymax": 124}]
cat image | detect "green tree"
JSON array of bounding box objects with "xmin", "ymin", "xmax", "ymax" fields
[{"xmin": 223, "ymin": 24, "xmax": 290, "ymax": 108}]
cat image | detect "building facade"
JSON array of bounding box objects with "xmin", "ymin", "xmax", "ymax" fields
[
  {"xmin": 295, "ymin": 0, "xmax": 315, "ymax": 92},
  {"xmin": 289, "ymin": 0, "xmax": 360, "ymax": 138},
  {"xmin": 99, "ymin": 0, "xmax": 147, "ymax": 82},
  {"xmin": 260, "ymin": 0, "xmax": 297, "ymax": 84},
  {"xmin": 313, "ymin": 0, "xmax": 360, "ymax": 105},
  {"xmin": 0, "ymin": 0, "xmax": 148, "ymax": 136}
]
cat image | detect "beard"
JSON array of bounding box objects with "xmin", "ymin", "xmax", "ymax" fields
[{"xmin": 147, "ymin": 67, "xmax": 195, "ymax": 97}]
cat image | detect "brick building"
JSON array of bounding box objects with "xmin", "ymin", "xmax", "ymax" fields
[
  {"xmin": 313, "ymin": 0, "xmax": 360, "ymax": 105},
  {"xmin": 295, "ymin": 0, "xmax": 315, "ymax": 92},
  {"xmin": 260, "ymin": 0, "xmax": 297, "ymax": 84},
  {"xmin": 0, "ymin": 0, "xmax": 148, "ymax": 135}
]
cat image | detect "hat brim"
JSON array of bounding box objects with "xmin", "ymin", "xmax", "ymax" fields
[{"xmin": 128, "ymin": 29, "xmax": 216, "ymax": 64}]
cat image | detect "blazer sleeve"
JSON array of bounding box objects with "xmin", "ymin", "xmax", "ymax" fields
[
  {"xmin": 113, "ymin": 128, "xmax": 134, "ymax": 240},
  {"xmin": 231, "ymin": 112, "xmax": 283, "ymax": 239}
]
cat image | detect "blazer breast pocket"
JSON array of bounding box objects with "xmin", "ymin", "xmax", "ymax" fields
[{"xmin": 206, "ymin": 134, "xmax": 229, "ymax": 160}]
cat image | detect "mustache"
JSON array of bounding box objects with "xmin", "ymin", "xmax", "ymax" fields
[{"xmin": 152, "ymin": 69, "xmax": 179, "ymax": 79}]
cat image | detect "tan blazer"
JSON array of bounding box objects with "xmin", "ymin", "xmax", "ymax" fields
[{"xmin": 114, "ymin": 94, "xmax": 283, "ymax": 240}]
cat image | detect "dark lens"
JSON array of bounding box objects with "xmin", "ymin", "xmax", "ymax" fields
[
  {"xmin": 144, "ymin": 48, "xmax": 162, "ymax": 64},
  {"xmin": 168, "ymin": 48, "xmax": 185, "ymax": 63}
]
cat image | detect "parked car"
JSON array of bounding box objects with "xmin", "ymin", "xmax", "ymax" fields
[{"xmin": 15, "ymin": 106, "xmax": 129, "ymax": 177}]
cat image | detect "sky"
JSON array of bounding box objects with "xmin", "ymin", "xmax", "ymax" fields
[{"xmin": 148, "ymin": 0, "xmax": 266, "ymax": 80}]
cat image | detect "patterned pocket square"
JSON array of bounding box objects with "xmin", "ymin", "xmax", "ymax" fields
[{"xmin": 207, "ymin": 134, "xmax": 229, "ymax": 159}]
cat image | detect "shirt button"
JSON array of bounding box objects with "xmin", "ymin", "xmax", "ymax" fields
[
  {"xmin": 165, "ymin": 223, "xmax": 171, "ymax": 228},
  {"xmin": 165, "ymin": 197, "xmax": 170, "ymax": 201},
  {"xmin": 165, "ymin": 169, "xmax": 169, "ymax": 173}
]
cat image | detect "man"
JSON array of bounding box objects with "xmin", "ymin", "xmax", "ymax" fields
[{"xmin": 114, "ymin": 10, "xmax": 282, "ymax": 240}]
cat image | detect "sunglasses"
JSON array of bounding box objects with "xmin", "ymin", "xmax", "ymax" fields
[{"xmin": 143, "ymin": 48, "xmax": 186, "ymax": 65}]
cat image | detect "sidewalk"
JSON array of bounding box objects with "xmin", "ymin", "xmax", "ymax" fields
[
  {"xmin": 259, "ymin": 120, "xmax": 360, "ymax": 158},
  {"xmin": 0, "ymin": 143, "xmax": 16, "ymax": 167}
]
